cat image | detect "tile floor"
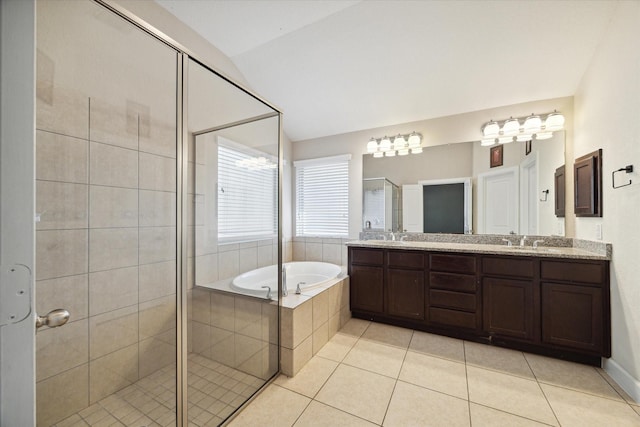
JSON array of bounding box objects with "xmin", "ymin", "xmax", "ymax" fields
[
  {"xmin": 229, "ymin": 319, "xmax": 640, "ymax": 427},
  {"xmin": 53, "ymin": 354, "xmax": 264, "ymax": 427}
]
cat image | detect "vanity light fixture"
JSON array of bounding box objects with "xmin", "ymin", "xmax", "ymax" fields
[
  {"xmin": 479, "ymin": 111, "xmax": 564, "ymax": 147},
  {"xmin": 368, "ymin": 132, "xmax": 423, "ymax": 157}
]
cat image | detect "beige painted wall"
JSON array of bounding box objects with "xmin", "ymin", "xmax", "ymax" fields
[
  {"xmin": 294, "ymin": 96, "xmax": 574, "ymax": 238},
  {"xmin": 573, "ymin": 0, "xmax": 640, "ymax": 400}
]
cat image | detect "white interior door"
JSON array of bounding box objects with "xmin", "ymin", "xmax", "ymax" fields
[
  {"xmin": 0, "ymin": 1, "xmax": 36, "ymax": 425},
  {"xmin": 402, "ymin": 184, "xmax": 423, "ymax": 232},
  {"xmin": 520, "ymin": 154, "xmax": 538, "ymax": 235},
  {"xmin": 477, "ymin": 166, "xmax": 519, "ymax": 234}
]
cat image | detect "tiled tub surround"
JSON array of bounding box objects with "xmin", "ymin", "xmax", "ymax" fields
[
  {"xmin": 358, "ymin": 231, "xmax": 612, "ymax": 259},
  {"xmin": 280, "ymin": 275, "xmax": 351, "ymax": 377}
]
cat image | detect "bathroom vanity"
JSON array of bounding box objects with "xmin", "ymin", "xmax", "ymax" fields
[{"xmin": 347, "ymin": 239, "xmax": 610, "ymax": 365}]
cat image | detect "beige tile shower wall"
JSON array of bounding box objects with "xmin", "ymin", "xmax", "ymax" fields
[
  {"xmin": 35, "ymin": 1, "xmax": 178, "ymax": 424},
  {"xmin": 189, "ymin": 289, "xmax": 279, "ymax": 380},
  {"xmin": 291, "ymin": 237, "xmax": 349, "ymax": 266}
]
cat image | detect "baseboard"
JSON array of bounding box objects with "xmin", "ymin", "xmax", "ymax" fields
[{"xmin": 603, "ymin": 358, "xmax": 640, "ymax": 404}]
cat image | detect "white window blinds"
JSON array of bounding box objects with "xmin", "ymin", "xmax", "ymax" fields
[
  {"xmin": 218, "ymin": 138, "xmax": 277, "ymax": 243},
  {"xmin": 295, "ymin": 154, "xmax": 350, "ymax": 237}
]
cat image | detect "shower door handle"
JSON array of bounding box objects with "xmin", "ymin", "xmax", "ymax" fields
[{"xmin": 35, "ymin": 308, "xmax": 70, "ymax": 330}]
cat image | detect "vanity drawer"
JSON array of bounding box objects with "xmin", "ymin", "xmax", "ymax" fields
[
  {"xmin": 429, "ymin": 272, "xmax": 477, "ymax": 292},
  {"xmin": 430, "ymin": 253, "xmax": 476, "ymax": 274},
  {"xmin": 540, "ymin": 260, "xmax": 605, "ymax": 285},
  {"xmin": 350, "ymin": 248, "xmax": 383, "ymax": 265},
  {"xmin": 387, "ymin": 250, "xmax": 424, "ymax": 269},
  {"xmin": 430, "ymin": 290, "xmax": 476, "ymax": 312},
  {"xmin": 429, "ymin": 307, "xmax": 477, "ymax": 329},
  {"xmin": 482, "ymin": 256, "xmax": 534, "ymax": 279}
]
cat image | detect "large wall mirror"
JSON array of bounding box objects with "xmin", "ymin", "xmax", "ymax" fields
[{"xmin": 363, "ymin": 132, "xmax": 565, "ymax": 236}]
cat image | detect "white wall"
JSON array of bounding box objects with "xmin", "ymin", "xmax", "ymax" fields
[
  {"xmin": 573, "ymin": 0, "xmax": 640, "ymax": 401},
  {"xmin": 294, "ymin": 97, "xmax": 574, "ymax": 239}
]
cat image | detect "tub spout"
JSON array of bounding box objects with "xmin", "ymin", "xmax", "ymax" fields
[
  {"xmin": 261, "ymin": 285, "xmax": 272, "ymax": 300},
  {"xmin": 282, "ymin": 266, "xmax": 288, "ymax": 297},
  {"xmin": 296, "ymin": 282, "xmax": 306, "ymax": 295}
]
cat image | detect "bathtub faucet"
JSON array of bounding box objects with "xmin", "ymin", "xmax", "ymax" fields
[
  {"xmin": 296, "ymin": 282, "xmax": 306, "ymax": 295},
  {"xmin": 282, "ymin": 265, "xmax": 288, "ymax": 297}
]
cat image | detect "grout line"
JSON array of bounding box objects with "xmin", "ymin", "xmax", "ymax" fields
[
  {"xmin": 523, "ymin": 352, "xmax": 561, "ymax": 426},
  {"xmin": 464, "ymin": 341, "xmax": 473, "ymax": 426}
]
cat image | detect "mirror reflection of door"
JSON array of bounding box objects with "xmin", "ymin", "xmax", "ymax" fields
[
  {"xmin": 520, "ymin": 154, "xmax": 538, "ymax": 235},
  {"xmin": 478, "ymin": 167, "xmax": 519, "ymax": 234}
]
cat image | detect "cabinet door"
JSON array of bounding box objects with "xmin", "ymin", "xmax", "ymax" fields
[
  {"xmin": 542, "ymin": 283, "xmax": 603, "ymax": 353},
  {"xmin": 388, "ymin": 268, "xmax": 425, "ymax": 320},
  {"xmin": 350, "ymin": 265, "xmax": 384, "ymax": 314},
  {"xmin": 483, "ymin": 277, "xmax": 534, "ymax": 340}
]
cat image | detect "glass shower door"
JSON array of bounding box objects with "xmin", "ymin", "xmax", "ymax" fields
[
  {"xmin": 186, "ymin": 59, "xmax": 281, "ymax": 426},
  {"xmin": 35, "ymin": 1, "xmax": 179, "ymax": 425}
]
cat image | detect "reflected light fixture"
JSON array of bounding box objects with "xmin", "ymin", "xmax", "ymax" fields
[
  {"xmin": 368, "ymin": 132, "xmax": 423, "ymax": 158},
  {"xmin": 478, "ymin": 111, "xmax": 564, "ymax": 149}
]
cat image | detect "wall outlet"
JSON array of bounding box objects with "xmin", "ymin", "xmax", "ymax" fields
[{"xmin": 595, "ymin": 223, "xmax": 603, "ymax": 240}]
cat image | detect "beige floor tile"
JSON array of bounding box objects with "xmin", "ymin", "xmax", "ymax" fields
[
  {"xmin": 361, "ymin": 322, "xmax": 413, "ymax": 348},
  {"xmin": 469, "ymin": 403, "xmax": 553, "ymax": 426},
  {"xmin": 464, "ymin": 341, "xmax": 534, "ymax": 379},
  {"xmin": 274, "ymin": 356, "xmax": 338, "ymax": 398},
  {"xmin": 293, "ymin": 400, "xmax": 376, "ymax": 427},
  {"xmin": 227, "ymin": 384, "xmax": 310, "ymax": 427},
  {"xmin": 342, "ymin": 339, "xmax": 407, "ymax": 378},
  {"xmin": 525, "ymin": 353, "xmax": 622, "ymax": 400},
  {"xmin": 541, "ymin": 383, "xmax": 640, "ymax": 427},
  {"xmin": 597, "ymin": 369, "xmax": 638, "ymax": 404},
  {"xmin": 315, "ymin": 364, "xmax": 395, "ymax": 424},
  {"xmin": 315, "ymin": 332, "xmax": 358, "ymax": 362},
  {"xmin": 383, "ymin": 381, "xmax": 469, "ymax": 427},
  {"xmin": 338, "ymin": 318, "xmax": 370, "ymax": 338},
  {"xmin": 399, "ymin": 351, "xmax": 468, "ymax": 399},
  {"xmin": 467, "ymin": 366, "xmax": 558, "ymax": 425},
  {"xmin": 633, "ymin": 405, "xmax": 640, "ymax": 417},
  {"xmin": 409, "ymin": 331, "xmax": 465, "ymax": 362}
]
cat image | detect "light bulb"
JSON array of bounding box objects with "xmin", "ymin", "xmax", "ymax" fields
[
  {"xmin": 545, "ymin": 111, "xmax": 565, "ymax": 131},
  {"xmin": 379, "ymin": 136, "xmax": 391, "ymax": 152},
  {"xmin": 535, "ymin": 131, "xmax": 553, "ymax": 140},
  {"xmin": 373, "ymin": 151, "xmax": 384, "ymax": 158},
  {"xmin": 366, "ymin": 138, "xmax": 378, "ymax": 153},
  {"xmin": 411, "ymin": 147, "xmax": 423, "ymax": 154},
  {"xmin": 516, "ymin": 134, "xmax": 532, "ymax": 142},
  {"xmin": 385, "ymin": 150, "xmax": 396, "ymax": 157},
  {"xmin": 407, "ymin": 132, "xmax": 422, "ymax": 148},
  {"xmin": 502, "ymin": 117, "xmax": 520, "ymax": 136},
  {"xmin": 397, "ymin": 148, "xmax": 409, "ymax": 156},
  {"xmin": 482, "ymin": 121, "xmax": 500, "ymax": 138},
  {"xmin": 481, "ymin": 138, "xmax": 496, "ymax": 146},
  {"xmin": 393, "ymin": 135, "xmax": 406, "ymax": 150},
  {"xmin": 523, "ymin": 114, "xmax": 542, "ymax": 133},
  {"xmin": 499, "ymin": 136, "xmax": 514, "ymax": 144}
]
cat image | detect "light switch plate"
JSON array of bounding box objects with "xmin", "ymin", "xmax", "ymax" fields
[{"xmin": 595, "ymin": 223, "xmax": 603, "ymax": 240}]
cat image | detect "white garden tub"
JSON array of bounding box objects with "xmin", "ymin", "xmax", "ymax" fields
[{"xmin": 231, "ymin": 261, "xmax": 342, "ymax": 298}]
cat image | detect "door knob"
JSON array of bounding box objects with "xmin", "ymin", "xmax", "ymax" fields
[{"xmin": 35, "ymin": 309, "xmax": 70, "ymax": 330}]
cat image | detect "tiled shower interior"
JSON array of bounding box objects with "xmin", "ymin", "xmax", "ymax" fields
[{"xmin": 34, "ymin": 1, "xmax": 279, "ymax": 426}]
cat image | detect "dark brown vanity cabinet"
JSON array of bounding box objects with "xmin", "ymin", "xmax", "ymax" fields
[
  {"xmin": 540, "ymin": 260, "xmax": 610, "ymax": 356},
  {"xmin": 428, "ymin": 254, "xmax": 479, "ymax": 330},
  {"xmin": 349, "ymin": 248, "xmax": 384, "ymax": 315},
  {"xmin": 482, "ymin": 257, "xmax": 536, "ymax": 341},
  {"xmin": 387, "ymin": 251, "xmax": 425, "ymax": 320},
  {"xmin": 349, "ymin": 245, "xmax": 610, "ymax": 364}
]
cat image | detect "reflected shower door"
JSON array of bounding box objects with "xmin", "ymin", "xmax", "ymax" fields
[
  {"xmin": 35, "ymin": 1, "xmax": 178, "ymax": 425},
  {"xmin": 186, "ymin": 59, "xmax": 281, "ymax": 426}
]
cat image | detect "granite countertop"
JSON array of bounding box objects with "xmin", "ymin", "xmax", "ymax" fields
[{"xmin": 346, "ymin": 240, "xmax": 610, "ymax": 261}]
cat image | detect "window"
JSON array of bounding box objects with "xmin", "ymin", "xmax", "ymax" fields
[
  {"xmin": 218, "ymin": 138, "xmax": 277, "ymax": 243},
  {"xmin": 295, "ymin": 154, "xmax": 350, "ymax": 237}
]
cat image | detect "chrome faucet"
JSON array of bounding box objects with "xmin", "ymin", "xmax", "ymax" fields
[
  {"xmin": 295, "ymin": 282, "xmax": 305, "ymax": 295},
  {"xmin": 501, "ymin": 238, "xmax": 513, "ymax": 247},
  {"xmin": 282, "ymin": 266, "xmax": 288, "ymax": 297},
  {"xmin": 390, "ymin": 232, "xmax": 397, "ymax": 241},
  {"xmin": 533, "ymin": 239, "xmax": 545, "ymax": 249},
  {"xmin": 520, "ymin": 235, "xmax": 528, "ymax": 247}
]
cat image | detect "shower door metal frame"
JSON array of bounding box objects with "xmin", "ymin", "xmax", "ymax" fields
[{"xmin": 92, "ymin": 2, "xmax": 284, "ymax": 426}]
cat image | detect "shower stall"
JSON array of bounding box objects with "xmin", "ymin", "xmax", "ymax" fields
[{"xmin": 31, "ymin": 1, "xmax": 282, "ymax": 425}]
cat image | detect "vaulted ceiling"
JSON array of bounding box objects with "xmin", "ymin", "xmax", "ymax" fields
[{"xmin": 156, "ymin": 0, "xmax": 617, "ymax": 142}]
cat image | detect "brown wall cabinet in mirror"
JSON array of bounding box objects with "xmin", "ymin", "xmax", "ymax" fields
[
  {"xmin": 574, "ymin": 149, "xmax": 602, "ymax": 217},
  {"xmin": 554, "ymin": 165, "xmax": 565, "ymax": 217}
]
